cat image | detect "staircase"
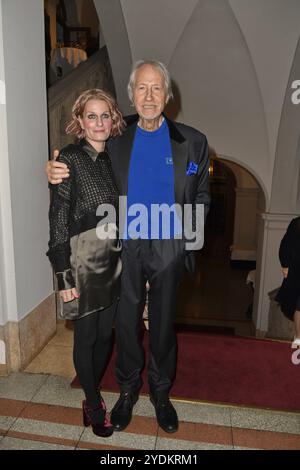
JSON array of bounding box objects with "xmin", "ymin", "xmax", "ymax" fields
[{"xmin": 47, "ymin": 47, "xmax": 116, "ymax": 153}]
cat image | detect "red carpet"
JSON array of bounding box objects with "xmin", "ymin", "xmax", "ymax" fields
[{"xmin": 71, "ymin": 331, "xmax": 300, "ymax": 412}]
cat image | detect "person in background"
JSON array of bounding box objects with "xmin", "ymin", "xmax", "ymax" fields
[
  {"xmin": 47, "ymin": 89, "xmax": 124, "ymax": 437},
  {"xmin": 276, "ymin": 217, "xmax": 300, "ymax": 347}
]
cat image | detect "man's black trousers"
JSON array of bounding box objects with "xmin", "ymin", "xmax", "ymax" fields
[{"xmin": 115, "ymin": 239, "xmax": 186, "ymax": 398}]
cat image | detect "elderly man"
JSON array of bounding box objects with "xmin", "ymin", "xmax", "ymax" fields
[{"xmin": 46, "ymin": 60, "xmax": 210, "ymax": 433}]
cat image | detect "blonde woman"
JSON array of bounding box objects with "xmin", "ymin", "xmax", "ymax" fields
[{"xmin": 47, "ymin": 89, "xmax": 124, "ymax": 437}]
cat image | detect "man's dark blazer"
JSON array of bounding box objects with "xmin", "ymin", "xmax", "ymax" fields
[{"xmin": 107, "ymin": 114, "xmax": 210, "ymax": 273}]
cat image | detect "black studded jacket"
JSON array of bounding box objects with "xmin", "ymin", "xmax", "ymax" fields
[{"xmin": 47, "ymin": 139, "xmax": 119, "ymax": 289}]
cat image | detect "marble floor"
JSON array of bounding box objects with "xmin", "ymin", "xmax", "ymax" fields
[
  {"xmin": 3, "ymin": 322, "xmax": 299, "ymax": 451},
  {"xmin": 0, "ymin": 372, "xmax": 299, "ymax": 450},
  {"xmin": 1, "ymin": 254, "xmax": 295, "ymax": 450}
]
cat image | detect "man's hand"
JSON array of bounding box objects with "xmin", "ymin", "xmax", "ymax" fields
[
  {"xmin": 59, "ymin": 287, "xmax": 79, "ymax": 303},
  {"xmin": 45, "ymin": 149, "xmax": 70, "ymax": 184},
  {"xmin": 282, "ymin": 267, "xmax": 289, "ymax": 278}
]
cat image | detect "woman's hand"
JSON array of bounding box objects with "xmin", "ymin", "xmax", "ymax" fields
[
  {"xmin": 282, "ymin": 267, "xmax": 289, "ymax": 278},
  {"xmin": 45, "ymin": 149, "xmax": 70, "ymax": 184},
  {"xmin": 59, "ymin": 287, "xmax": 79, "ymax": 302}
]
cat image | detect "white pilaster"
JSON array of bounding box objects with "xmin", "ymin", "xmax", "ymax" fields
[
  {"xmin": 0, "ymin": 0, "xmax": 53, "ymax": 323},
  {"xmin": 0, "ymin": 0, "xmax": 17, "ymax": 325}
]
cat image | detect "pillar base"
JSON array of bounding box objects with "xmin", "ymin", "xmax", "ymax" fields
[{"xmin": 0, "ymin": 293, "xmax": 56, "ymax": 376}]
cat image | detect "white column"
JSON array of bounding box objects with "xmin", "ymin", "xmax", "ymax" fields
[
  {"xmin": 0, "ymin": 0, "xmax": 53, "ymax": 322},
  {"xmin": 0, "ymin": 0, "xmax": 17, "ymax": 325}
]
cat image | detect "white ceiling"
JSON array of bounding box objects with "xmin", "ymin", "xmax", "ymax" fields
[{"xmin": 94, "ymin": 0, "xmax": 300, "ymax": 206}]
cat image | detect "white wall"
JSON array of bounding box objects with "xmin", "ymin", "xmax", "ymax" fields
[
  {"xmin": 228, "ymin": 0, "xmax": 300, "ymax": 170},
  {"xmin": 1, "ymin": 0, "xmax": 53, "ymax": 322},
  {"xmin": 270, "ymin": 36, "xmax": 300, "ymax": 214},
  {"xmin": 0, "ymin": 0, "xmax": 17, "ymax": 325},
  {"xmin": 99, "ymin": 0, "xmax": 300, "ymax": 208},
  {"xmin": 120, "ymin": 0, "xmax": 198, "ymax": 66},
  {"xmin": 93, "ymin": 0, "xmax": 132, "ymax": 113}
]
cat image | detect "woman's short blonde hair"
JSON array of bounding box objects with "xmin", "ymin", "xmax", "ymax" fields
[{"xmin": 66, "ymin": 89, "xmax": 125, "ymax": 139}]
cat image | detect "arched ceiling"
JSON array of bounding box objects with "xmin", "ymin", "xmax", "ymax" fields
[
  {"xmin": 120, "ymin": 0, "xmax": 198, "ymax": 65},
  {"xmin": 228, "ymin": 0, "xmax": 300, "ymax": 179},
  {"xmin": 94, "ymin": 0, "xmax": 300, "ymax": 208}
]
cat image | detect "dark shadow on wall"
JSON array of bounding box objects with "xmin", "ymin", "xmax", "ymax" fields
[{"xmin": 165, "ymin": 80, "xmax": 181, "ymax": 121}]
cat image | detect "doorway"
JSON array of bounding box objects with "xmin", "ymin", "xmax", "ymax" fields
[{"xmin": 176, "ymin": 158, "xmax": 264, "ymax": 337}]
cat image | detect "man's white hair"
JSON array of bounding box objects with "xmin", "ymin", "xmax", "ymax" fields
[{"xmin": 127, "ymin": 60, "xmax": 173, "ymax": 104}]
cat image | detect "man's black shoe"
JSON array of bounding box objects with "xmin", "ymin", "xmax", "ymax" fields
[
  {"xmin": 110, "ymin": 392, "xmax": 138, "ymax": 431},
  {"xmin": 150, "ymin": 396, "xmax": 178, "ymax": 433}
]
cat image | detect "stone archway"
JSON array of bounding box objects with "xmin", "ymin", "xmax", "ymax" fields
[
  {"xmin": 176, "ymin": 157, "xmax": 266, "ymax": 336},
  {"xmin": 219, "ymin": 157, "xmax": 267, "ymax": 264},
  {"xmin": 215, "ymin": 155, "xmax": 272, "ymax": 337}
]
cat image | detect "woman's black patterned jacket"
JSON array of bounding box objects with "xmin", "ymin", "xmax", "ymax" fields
[{"xmin": 47, "ymin": 139, "xmax": 122, "ymax": 319}]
